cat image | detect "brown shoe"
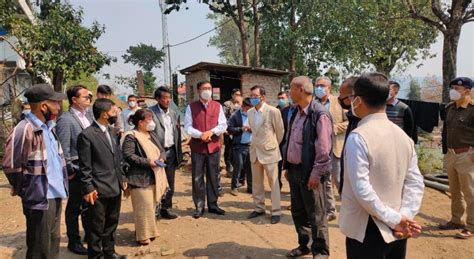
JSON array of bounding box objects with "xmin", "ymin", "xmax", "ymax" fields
[
  {"xmin": 137, "ymin": 239, "xmax": 150, "ymax": 246},
  {"xmin": 455, "ymin": 229, "xmax": 472, "ymax": 239},
  {"xmin": 438, "ymin": 221, "xmax": 465, "ymax": 230}
]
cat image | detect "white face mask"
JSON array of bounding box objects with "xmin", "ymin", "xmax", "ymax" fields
[
  {"xmin": 146, "ymin": 121, "xmax": 156, "ymax": 131},
  {"xmin": 128, "ymin": 101, "xmax": 137, "ymax": 108},
  {"xmin": 449, "ymin": 89, "xmax": 462, "ymax": 101},
  {"xmin": 200, "ymin": 90, "xmax": 212, "ymax": 100},
  {"xmin": 351, "ymin": 96, "xmax": 361, "ymax": 118}
]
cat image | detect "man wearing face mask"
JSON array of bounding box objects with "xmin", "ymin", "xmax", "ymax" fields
[
  {"xmin": 2, "ymin": 83, "xmax": 68, "ymax": 259},
  {"xmin": 227, "ymin": 97, "xmax": 254, "ymax": 196},
  {"xmin": 386, "ymin": 81, "xmax": 415, "ymax": 141},
  {"xmin": 77, "ymin": 98, "xmax": 128, "ymax": 259},
  {"xmin": 337, "ymin": 76, "xmax": 360, "ymax": 194},
  {"xmin": 121, "ymin": 95, "xmax": 141, "ymax": 132},
  {"xmin": 223, "ymin": 89, "xmax": 242, "ymax": 176},
  {"xmin": 340, "ymin": 72, "xmax": 424, "ymax": 259},
  {"xmin": 314, "ymin": 76, "xmax": 348, "ymax": 222},
  {"xmin": 247, "ymin": 85, "xmax": 284, "ymax": 224},
  {"xmin": 438, "ymin": 77, "xmax": 474, "ymax": 240},
  {"xmin": 184, "ymin": 80, "xmax": 228, "ymax": 218},
  {"xmin": 56, "ymin": 84, "xmax": 93, "ymax": 255}
]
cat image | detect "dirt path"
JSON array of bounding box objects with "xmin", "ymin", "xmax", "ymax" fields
[{"xmin": 0, "ymin": 168, "xmax": 473, "ymax": 258}]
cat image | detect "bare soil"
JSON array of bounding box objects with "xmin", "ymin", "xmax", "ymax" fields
[{"xmin": 0, "ymin": 168, "xmax": 473, "ymax": 258}]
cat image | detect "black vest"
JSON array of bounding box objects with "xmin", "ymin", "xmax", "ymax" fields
[{"xmin": 284, "ymin": 100, "xmax": 332, "ymax": 181}]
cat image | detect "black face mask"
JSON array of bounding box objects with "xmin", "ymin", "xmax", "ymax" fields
[
  {"xmin": 338, "ymin": 97, "xmax": 351, "ymax": 110},
  {"xmin": 42, "ymin": 106, "xmax": 53, "ymax": 122},
  {"xmin": 107, "ymin": 116, "xmax": 118, "ymax": 125}
]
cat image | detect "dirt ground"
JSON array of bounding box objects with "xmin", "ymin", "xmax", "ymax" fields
[{"xmin": 0, "ymin": 167, "xmax": 473, "ymax": 259}]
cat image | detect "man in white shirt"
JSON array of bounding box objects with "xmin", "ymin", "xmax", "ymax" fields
[
  {"xmin": 184, "ymin": 80, "xmax": 227, "ymax": 218},
  {"xmin": 121, "ymin": 95, "xmax": 141, "ymax": 132},
  {"xmin": 56, "ymin": 85, "xmax": 93, "ymax": 255},
  {"xmin": 339, "ymin": 72, "xmax": 424, "ymax": 259}
]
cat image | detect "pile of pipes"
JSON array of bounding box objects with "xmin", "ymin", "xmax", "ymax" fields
[{"xmin": 424, "ymin": 174, "xmax": 449, "ymax": 192}]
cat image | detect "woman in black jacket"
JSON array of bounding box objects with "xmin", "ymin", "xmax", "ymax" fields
[{"xmin": 122, "ymin": 109, "xmax": 168, "ymax": 245}]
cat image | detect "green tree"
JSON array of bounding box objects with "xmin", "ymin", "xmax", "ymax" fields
[
  {"xmin": 122, "ymin": 43, "xmax": 164, "ymax": 95},
  {"xmin": 403, "ymin": 0, "xmax": 473, "ymax": 102},
  {"xmin": 408, "ymin": 78, "xmax": 422, "ymax": 100},
  {"xmin": 4, "ymin": 1, "xmax": 112, "ymax": 92}
]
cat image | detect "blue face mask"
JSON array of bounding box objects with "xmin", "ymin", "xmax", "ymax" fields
[
  {"xmin": 314, "ymin": 86, "xmax": 327, "ymax": 99},
  {"xmin": 250, "ymin": 97, "xmax": 261, "ymax": 107},
  {"xmin": 278, "ymin": 99, "xmax": 287, "ymax": 107}
]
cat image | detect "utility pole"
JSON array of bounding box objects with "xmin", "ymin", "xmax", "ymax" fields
[{"xmin": 159, "ymin": 0, "xmax": 172, "ymax": 88}]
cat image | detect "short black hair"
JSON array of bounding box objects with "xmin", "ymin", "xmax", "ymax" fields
[
  {"xmin": 128, "ymin": 108, "xmax": 152, "ymax": 127},
  {"xmin": 154, "ymin": 86, "xmax": 171, "ymax": 99},
  {"xmin": 277, "ymin": 91, "xmax": 287, "ymax": 97},
  {"xmin": 250, "ymin": 85, "xmax": 266, "ymax": 96},
  {"xmin": 342, "ymin": 76, "xmax": 358, "ymax": 90},
  {"xmin": 97, "ymin": 84, "xmax": 112, "ymax": 95},
  {"xmin": 66, "ymin": 84, "xmax": 87, "ymax": 105},
  {"xmin": 231, "ymin": 88, "xmax": 241, "ymax": 95},
  {"xmin": 196, "ymin": 80, "xmax": 211, "ymax": 90},
  {"xmin": 127, "ymin": 94, "xmax": 137, "ymax": 101},
  {"xmin": 242, "ymin": 97, "xmax": 252, "ymax": 107},
  {"xmin": 389, "ymin": 81, "xmax": 401, "ymax": 90},
  {"xmin": 92, "ymin": 98, "xmax": 115, "ymax": 120},
  {"xmin": 354, "ymin": 72, "xmax": 389, "ymax": 109}
]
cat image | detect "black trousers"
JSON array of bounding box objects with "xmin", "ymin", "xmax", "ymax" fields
[
  {"xmin": 65, "ymin": 175, "xmax": 86, "ymax": 245},
  {"xmin": 231, "ymin": 144, "xmax": 252, "ymax": 191},
  {"xmin": 224, "ymin": 135, "xmax": 233, "ymax": 165},
  {"xmin": 191, "ymin": 151, "xmax": 220, "ymax": 211},
  {"xmin": 277, "ymin": 160, "xmax": 284, "ymax": 189},
  {"xmin": 23, "ymin": 198, "xmax": 62, "ymax": 259},
  {"xmin": 346, "ymin": 217, "xmax": 407, "ymax": 259},
  {"xmin": 288, "ymin": 163, "xmax": 329, "ymax": 256},
  {"xmin": 161, "ymin": 147, "xmax": 177, "ymax": 211},
  {"xmin": 84, "ymin": 195, "xmax": 121, "ymax": 259}
]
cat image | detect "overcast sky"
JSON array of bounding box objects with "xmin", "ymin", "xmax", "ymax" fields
[{"xmin": 70, "ymin": 0, "xmax": 474, "ymax": 95}]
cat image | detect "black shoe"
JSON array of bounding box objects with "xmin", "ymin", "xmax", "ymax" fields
[
  {"xmin": 271, "ymin": 215, "xmax": 280, "ymax": 224},
  {"xmin": 67, "ymin": 243, "xmax": 87, "ymax": 255},
  {"xmin": 160, "ymin": 209, "xmax": 178, "ymax": 219},
  {"xmin": 208, "ymin": 207, "xmax": 226, "ymax": 215},
  {"xmin": 193, "ymin": 209, "xmax": 204, "ymax": 219},
  {"xmin": 247, "ymin": 211, "xmax": 265, "ymax": 219},
  {"xmin": 106, "ymin": 253, "xmax": 127, "ymax": 259},
  {"xmin": 286, "ymin": 246, "xmax": 311, "ymax": 257},
  {"xmin": 246, "ymin": 189, "xmax": 252, "ymax": 194}
]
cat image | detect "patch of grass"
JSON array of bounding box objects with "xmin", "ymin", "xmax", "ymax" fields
[{"xmin": 416, "ymin": 146, "xmax": 443, "ymax": 175}]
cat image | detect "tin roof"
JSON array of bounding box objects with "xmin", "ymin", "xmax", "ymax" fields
[{"xmin": 180, "ymin": 62, "xmax": 288, "ymax": 77}]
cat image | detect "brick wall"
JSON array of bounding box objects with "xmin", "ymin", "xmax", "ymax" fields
[
  {"xmin": 241, "ymin": 73, "xmax": 282, "ymax": 106},
  {"xmin": 185, "ymin": 70, "xmax": 210, "ymax": 103}
]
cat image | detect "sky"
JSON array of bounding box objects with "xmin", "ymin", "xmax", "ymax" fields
[{"xmin": 70, "ymin": 0, "xmax": 474, "ymax": 96}]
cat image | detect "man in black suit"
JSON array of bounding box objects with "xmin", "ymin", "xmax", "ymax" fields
[
  {"xmin": 150, "ymin": 86, "xmax": 183, "ymax": 219},
  {"xmin": 56, "ymin": 85, "xmax": 93, "ymax": 255},
  {"xmin": 78, "ymin": 98, "xmax": 127, "ymax": 259},
  {"xmin": 278, "ymin": 101, "xmax": 295, "ymax": 190},
  {"xmin": 227, "ymin": 98, "xmax": 254, "ymax": 195}
]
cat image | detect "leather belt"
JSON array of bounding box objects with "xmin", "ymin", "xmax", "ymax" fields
[{"xmin": 448, "ymin": 146, "xmax": 472, "ymax": 154}]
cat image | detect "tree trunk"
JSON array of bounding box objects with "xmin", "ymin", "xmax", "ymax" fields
[
  {"xmin": 52, "ymin": 68, "xmax": 63, "ymax": 92},
  {"xmin": 441, "ymin": 29, "xmax": 460, "ymax": 103},
  {"xmin": 236, "ymin": 0, "xmax": 250, "ymax": 66},
  {"xmin": 374, "ymin": 62, "xmax": 394, "ymax": 77},
  {"xmin": 252, "ymin": 0, "xmax": 260, "ymax": 67},
  {"xmin": 288, "ymin": 0, "xmax": 297, "ymax": 79}
]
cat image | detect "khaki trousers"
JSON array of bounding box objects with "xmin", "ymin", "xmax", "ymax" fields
[
  {"xmin": 445, "ymin": 150, "xmax": 474, "ymax": 231},
  {"xmin": 251, "ymin": 159, "xmax": 281, "ymax": 216}
]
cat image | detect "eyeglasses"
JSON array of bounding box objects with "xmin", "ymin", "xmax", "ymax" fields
[
  {"xmin": 338, "ymin": 96, "xmax": 350, "ymax": 102},
  {"xmin": 315, "ymin": 84, "xmax": 327, "ymax": 88}
]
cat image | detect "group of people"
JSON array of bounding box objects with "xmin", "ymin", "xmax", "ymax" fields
[{"xmin": 1, "ymin": 72, "xmax": 472, "ymax": 259}]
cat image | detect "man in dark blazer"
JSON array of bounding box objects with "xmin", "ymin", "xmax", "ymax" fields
[
  {"xmin": 78, "ymin": 98, "xmax": 127, "ymax": 259},
  {"xmin": 150, "ymin": 86, "xmax": 183, "ymax": 219},
  {"xmin": 227, "ymin": 98, "xmax": 254, "ymax": 195},
  {"xmin": 56, "ymin": 85, "xmax": 93, "ymax": 255}
]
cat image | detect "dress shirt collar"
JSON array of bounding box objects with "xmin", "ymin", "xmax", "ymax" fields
[
  {"xmin": 94, "ymin": 119, "xmax": 108, "ymax": 132},
  {"xmin": 71, "ymin": 106, "xmax": 87, "ymax": 117},
  {"xmin": 358, "ymin": 112, "xmax": 388, "ymax": 127}
]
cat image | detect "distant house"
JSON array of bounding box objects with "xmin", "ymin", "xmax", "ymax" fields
[
  {"xmin": 180, "ymin": 62, "xmax": 288, "ymax": 106},
  {"xmin": 0, "ymin": 0, "xmax": 35, "ymax": 106}
]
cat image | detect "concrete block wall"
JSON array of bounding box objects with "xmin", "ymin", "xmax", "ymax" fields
[
  {"xmin": 241, "ymin": 73, "xmax": 282, "ymax": 107},
  {"xmin": 185, "ymin": 70, "xmax": 210, "ymax": 103}
]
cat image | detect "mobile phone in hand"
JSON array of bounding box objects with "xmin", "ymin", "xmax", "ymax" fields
[{"xmin": 155, "ymin": 160, "xmax": 167, "ymax": 167}]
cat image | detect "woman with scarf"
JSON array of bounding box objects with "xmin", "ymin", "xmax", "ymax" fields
[{"xmin": 122, "ymin": 109, "xmax": 168, "ymax": 245}]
